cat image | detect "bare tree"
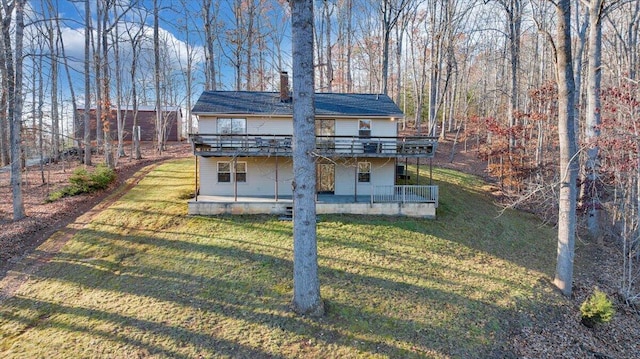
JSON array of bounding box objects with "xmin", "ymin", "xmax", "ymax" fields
[
  {"xmin": 202, "ymin": 0, "xmax": 218, "ymax": 91},
  {"xmin": 154, "ymin": 0, "xmax": 163, "ymax": 153},
  {"xmin": 291, "ymin": 0, "xmax": 323, "ymax": 317},
  {"xmin": 345, "ymin": 0, "xmax": 353, "ymax": 92},
  {"xmin": 323, "ymin": 0, "xmax": 334, "ymax": 92},
  {"xmin": 112, "ymin": 4, "xmax": 126, "ymax": 158},
  {"xmin": 552, "ymin": 0, "xmax": 579, "ymax": 297},
  {"xmin": 2, "ymin": 0, "xmax": 26, "ymax": 219},
  {"xmin": 56, "ymin": 7, "xmax": 81, "ymax": 149},
  {"xmin": 123, "ymin": 9, "xmax": 147, "ymax": 160},
  {"xmin": 380, "ymin": 0, "xmax": 412, "ymax": 95},
  {"xmin": 83, "ymin": 0, "xmax": 92, "ymax": 166},
  {"xmin": 496, "ymin": 0, "xmax": 523, "ymax": 149}
]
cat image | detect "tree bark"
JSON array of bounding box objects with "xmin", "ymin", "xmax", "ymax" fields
[
  {"xmin": 6, "ymin": 0, "xmax": 26, "ymax": 219},
  {"xmin": 291, "ymin": 0, "xmax": 323, "ymax": 317},
  {"xmin": 57, "ymin": 16, "xmax": 80, "ymax": 149},
  {"xmin": 203, "ymin": 0, "xmax": 217, "ymax": 91},
  {"xmin": 50, "ymin": 22, "xmax": 60, "ymax": 161},
  {"xmin": 584, "ymin": 0, "xmax": 604, "ymax": 239},
  {"xmin": 112, "ymin": 6, "xmax": 126, "ymax": 159},
  {"xmin": 553, "ymin": 0, "xmax": 579, "ymax": 297},
  {"xmin": 83, "ymin": 0, "xmax": 92, "ymax": 166},
  {"xmin": 381, "ymin": 0, "xmax": 410, "ymax": 96},
  {"xmin": 153, "ymin": 0, "xmax": 163, "ymax": 154}
]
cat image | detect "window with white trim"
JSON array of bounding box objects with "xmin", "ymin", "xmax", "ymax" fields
[
  {"xmin": 217, "ymin": 161, "xmax": 247, "ymax": 183},
  {"xmin": 358, "ymin": 162, "xmax": 371, "ymax": 183},
  {"xmin": 217, "ymin": 118, "xmax": 246, "ymax": 134},
  {"xmin": 235, "ymin": 162, "xmax": 247, "ymax": 182},
  {"xmin": 358, "ymin": 119, "xmax": 371, "ymax": 137},
  {"xmin": 217, "ymin": 162, "xmax": 231, "ymax": 182}
]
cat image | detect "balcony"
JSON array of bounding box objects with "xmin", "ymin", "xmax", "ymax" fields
[{"xmin": 190, "ymin": 134, "xmax": 438, "ymax": 158}]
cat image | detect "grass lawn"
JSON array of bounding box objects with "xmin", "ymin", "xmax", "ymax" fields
[{"xmin": 0, "ymin": 159, "xmax": 565, "ymax": 358}]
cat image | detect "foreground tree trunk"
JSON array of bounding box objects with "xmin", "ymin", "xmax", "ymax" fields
[
  {"xmin": 153, "ymin": 0, "xmax": 163, "ymax": 154},
  {"xmin": 553, "ymin": 0, "xmax": 579, "ymax": 297},
  {"xmin": 5, "ymin": 0, "xmax": 26, "ymax": 220},
  {"xmin": 83, "ymin": 0, "xmax": 92, "ymax": 166},
  {"xmin": 291, "ymin": 0, "xmax": 323, "ymax": 317}
]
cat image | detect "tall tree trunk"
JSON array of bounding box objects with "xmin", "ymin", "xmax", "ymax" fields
[
  {"xmin": 38, "ymin": 43, "xmax": 45, "ymax": 183},
  {"xmin": 50, "ymin": 21, "xmax": 60, "ymax": 161},
  {"xmin": 153, "ymin": 0, "xmax": 163, "ymax": 154},
  {"xmin": 0, "ymin": 2, "xmax": 12, "ymax": 169},
  {"xmin": 245, "ymin": 0, "xmax": 255, "ymax": 90},
  {"xmin": 291, "ymin": 0, "xmax": 323, "ymax": 317},
  {"xmin": 381, "ymin": 0, "xmax": 410, "ymax": 96},
  {"xmin": 203, "ymin": 0, "xmax": 217, "ymax": 91},
  {"xmin": 499, "ymin": 0, "xmax": 522, "ymax": 150},
  {"xmin": 584, "ymin": 0, "xmax": 604, "ymax": 239},
  {"xmin": 57, "ymin": 16, "xmax": 80, "ymax": 149},
  {"xmin": 324, "ymin": 0, "xmax": 333, "ymax": 92},
  {"xmin": 553, "ymin": 0, "xmax": 579, "ymax": 297},
  {"xmin": 346, "ymin": 0, "xmax": 353, "ymax": 93},
  {"xmin": 83, "ymin": 0, "xmax": 92, "ymax": 166},
  {"xmin": 101, "ymin": 1, "xmax": 113, "ymax": 168},
  {"xmin": 112, "ymin": 8, "xmax": 125, "ymax": 159},
  {"xmin": 93, "ymin": 2, "xmax": 103, "ymax": 152},
  {"xmin": 125, "ymin": 17, "xmax": 144, "ymax": 160},
  {"xmin": 7, "ymin": 0, "xmax": 26, "ymax": 219}
]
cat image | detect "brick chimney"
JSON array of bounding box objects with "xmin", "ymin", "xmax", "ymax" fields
[{"xmin": 280, "ymin": 71, "xmax": 291, "ymax": 102}]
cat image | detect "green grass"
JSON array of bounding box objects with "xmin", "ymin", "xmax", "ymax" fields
[{"xmin": 0, "ymin": 159, "xmax": 565, "ymax": 358}]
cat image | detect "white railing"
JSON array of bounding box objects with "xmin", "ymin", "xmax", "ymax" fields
[{"xmin": 372, "ymin": 185, "xmax": 438, "ymax": 206}]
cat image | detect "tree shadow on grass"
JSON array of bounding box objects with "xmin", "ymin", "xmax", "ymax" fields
[
  {"xmin": 0, "ymin": 227, "xmax": 556, "ymax": 358},
  {"xmin": 1, "ymin": 295, "xmax": 283, "ymax": 359}
]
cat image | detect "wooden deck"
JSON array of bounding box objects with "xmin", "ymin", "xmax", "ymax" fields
[{"xmin": 190, "ymin": 134, "xmax": 438, "ymax": 159}]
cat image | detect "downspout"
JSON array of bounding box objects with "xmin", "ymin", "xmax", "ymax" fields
[
  {"xmin": 275, "ymin": 155, "xmax": 279, "ymax": 201},
  {"xmin": 234, "ymin": 157, "xmax": 238, "ymax": 202},
  {"xmin": 195, "ymin": 155, "xmax": 198, "ymax": 201},
  {"xmin": 354, "ymin": 158, "xmax": 358, "ymax": 203},
  {"xmin": 405, "ymin": 157, "xmax": 408, "ymax": 185},
  {"xmin": 430, "ymin": 157, "xmax": 433, "ymax": 186}
]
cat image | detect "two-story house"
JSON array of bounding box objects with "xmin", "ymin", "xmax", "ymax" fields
[{"xmin": 189, "ymin": 73, "xmax": 439, "ymax": 218}]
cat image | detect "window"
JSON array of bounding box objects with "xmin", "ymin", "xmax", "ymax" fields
[
  {"xmin": 358, "ymin": 119, "xmax": 371, "ymax": 137},
  {"xmin": 217, "ymin": 118, "xmax": 246, "ymax": 134},
  {"xmin": 217, "ymin": 161, "xmax": 247, "ymax": 183},
  {"xmin": 217, "ymin": 162, "xmax": 231, "ymax": 182},
  {"xmin": 315, "ymin": 119, "xmax": 335, "ymax": 150},
  {"xmin": 358, "ymin": 162, "xmax": 371, "ymax": 183},
  {"xmin": 235, "ymin": 162, "xmax": 247, "ymax": 182}
]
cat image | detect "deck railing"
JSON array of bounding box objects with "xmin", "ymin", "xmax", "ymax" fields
[
  {"xmin": 190, "ymin": 133, "xmax": 437, "ymax": 158},
  {"xmin": 372, "ymin": 185, "xmax": 438, "ymax": 206}
]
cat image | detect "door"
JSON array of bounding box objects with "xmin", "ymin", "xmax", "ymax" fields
[{"xmin": 316, "ymin": 163, "xmax": 335, "ymax": 194}]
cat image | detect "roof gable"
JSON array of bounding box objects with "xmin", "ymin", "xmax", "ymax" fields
[{"xmin": 192, "ymin": 91, "xmax": 403, "ymax": 118}]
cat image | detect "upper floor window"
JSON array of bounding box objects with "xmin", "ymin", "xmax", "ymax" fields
[
  {"xmin": 217, "ymin": 118, "xmax": 246, "ymax": 134},
  {"xmin": 358, "ymin": 162, "xmax": 371, "ymax": 183},
  {"xmin": 359, "ymin": 119, "xmax": 371, "ymax": 137}
]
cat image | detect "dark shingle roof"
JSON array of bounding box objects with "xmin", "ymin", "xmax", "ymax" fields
[{"xmin": 191, "ymin": 91, "xmax": 403, "ymax": 118}]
